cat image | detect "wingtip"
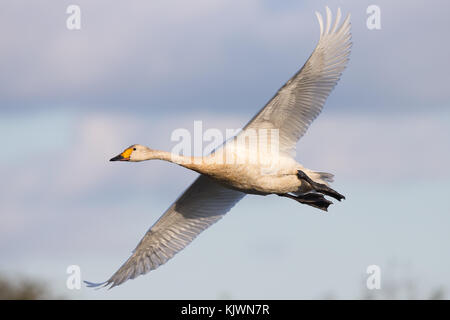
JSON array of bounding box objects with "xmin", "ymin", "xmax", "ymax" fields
[
  {"xmin": 325, "ymin": 6, "xmax": 332, "ymax": 34},
  {"xmin": 317, "ymin": 6, "xmax": 352, "ymax": 38},
  {"xmin": 331, "ymin": 8, "xmax": 342, "ymax": 33},
  {"xmin": 344, "ymin": 12, "xmax": 351, "ymax": 24},
  {"xmin": 84, "ymin": 280, "xmax": 109, "ymax": 290},
  {"xmin": 315, "ymin": 11, "xmax": 324, "ymax": 37}
]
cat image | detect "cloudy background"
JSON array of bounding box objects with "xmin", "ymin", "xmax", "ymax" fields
[{"xmin": 1, "ymin": 0, "xmax": 449, "ymax": 299}]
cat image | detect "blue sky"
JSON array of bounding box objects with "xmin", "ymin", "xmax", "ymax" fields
[{"xmin": 1, "ymin": 0, "xmax": 450, "ymax": 299}]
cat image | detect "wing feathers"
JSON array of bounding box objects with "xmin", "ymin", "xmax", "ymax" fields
[
  {"xmin": 325, "ymin": 6, "xmax": 332, "ymax": 35},
  {"xmin": 331, "ymin": 8, "xmax": 342, "ymax": 33},
  {"xmin": 242, "ymin": 7, "xmax": 352, "ymax": 156},
  {"xmin": 315, "ymin": 11, "xmax": 324, "ymax": 37},
  {"xmin": 86, "ymin": 176, "xmax": 245, "ymax": 288}
]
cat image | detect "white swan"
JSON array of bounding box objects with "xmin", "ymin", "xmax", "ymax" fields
[{"xmin": 86, "ymin": 7, "xmax": 351, "ymax": 288}]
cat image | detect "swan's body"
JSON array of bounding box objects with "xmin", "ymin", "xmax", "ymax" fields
[
  {"xmin": 121, "ymin": 145, "xmax": 321, "ymax": 195},
  {"xmin": 87, "ymin": 7, "xmax": 351, "ymax": 289}
]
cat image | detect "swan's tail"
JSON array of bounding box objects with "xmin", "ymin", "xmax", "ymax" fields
[{"xmin": 306, "ymin": 170, "xmax": 334, "ymax": 185}]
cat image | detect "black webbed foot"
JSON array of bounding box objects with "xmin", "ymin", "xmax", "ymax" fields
[
  {"xmin": 297, "ymin": 170, "xmax": 346, "ymax": 201},
  {"xmin": 278, "ymin": 193, "xmax": 333, "ymax": 212}
]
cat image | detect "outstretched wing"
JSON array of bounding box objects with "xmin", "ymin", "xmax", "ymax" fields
[
  {"xmin": 242, "ymin": 7, "xmax": 352, "ymax": 156},
  {"xmin": 86, "ymin": 175, "xmax": 245, "ymax": 288}
]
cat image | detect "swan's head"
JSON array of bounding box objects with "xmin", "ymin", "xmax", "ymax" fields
[{"xmin": 110, "ymin": 144, "xmax": 150, "ymax": 162}]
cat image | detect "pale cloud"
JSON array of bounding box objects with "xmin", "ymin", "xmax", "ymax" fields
[
  {"xmin": 2, "ymin": 108, "xmax": 448, "ymax": 239},
  {"xmin": 0, "ymin": 110, "xmax": 243, "ymax": 235},
  {"xmin": 2, "ymin": 109, "xmax": 448, "ymax": 208},
  {"xmin": 298, "ymin": 111, "xmax": 450, "ymax": 181}
]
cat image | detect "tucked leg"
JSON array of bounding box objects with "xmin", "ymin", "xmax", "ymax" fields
[{"xmin": 297, "ymin": 170, "xmax": 346, "ymax": 201}]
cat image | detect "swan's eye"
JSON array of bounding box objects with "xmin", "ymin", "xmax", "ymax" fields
[{"xmin": 133, "ymin": 148, "xmax": 136, "ymax": 151}]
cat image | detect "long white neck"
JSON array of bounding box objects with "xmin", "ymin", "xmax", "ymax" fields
[{"xmin": 139, "ymin": 148, "xmax": 205, "ymax": 172}]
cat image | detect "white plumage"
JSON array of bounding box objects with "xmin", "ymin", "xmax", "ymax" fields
[{"xmin": 87, "ymin": 7, "xmax": 351, "ymax": 289}]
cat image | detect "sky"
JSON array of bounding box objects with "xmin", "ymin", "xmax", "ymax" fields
[{"xmin": 1, "ymin": 0, "xmax": 450, "ymax": 299}]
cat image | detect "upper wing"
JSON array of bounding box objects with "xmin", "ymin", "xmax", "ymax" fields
[
  {"xmin": 86, "ymin": 175, "xmax": 245, "ymax": 289},
  {"xmin": 241, "ymin": 7, "xmax": 352, "ymax": 156}
]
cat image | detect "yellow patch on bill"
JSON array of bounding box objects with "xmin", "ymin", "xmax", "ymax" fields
[{"xmin": 121, "ymin": 148, "xmax": 133, "ymax": 159}]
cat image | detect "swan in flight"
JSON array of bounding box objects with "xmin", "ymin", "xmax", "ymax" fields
[{"xmin": 86, "ymin": 7, "xmax": 351, "ymax": 289}]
